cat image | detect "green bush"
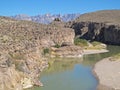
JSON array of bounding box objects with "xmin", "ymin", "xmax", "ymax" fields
[
  {"xmin": 43, "ymin": 48, "xmax": 50, "ymax": 55},
  {"xmin": 74, "ymin": 38, "xmax": 88, "ymax": 47},
  {"xmin": 91, "ymin": 41, "xmax": 101, "ymax": 46},
  {"xmin": 54, "ymin": 44, "xmax": 61, "ymax": 48}
]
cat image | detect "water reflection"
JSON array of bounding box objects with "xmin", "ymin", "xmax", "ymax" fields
[
  {"xmin": 43, "ymin": 58, "xmax": 83, "ymax": 74},
  {"xmin": 27, "ymin": 45, "xmax": 120, "ymax": 90}
]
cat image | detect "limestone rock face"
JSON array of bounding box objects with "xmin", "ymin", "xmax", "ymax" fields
[
  {"xmin": 0, "ymin": 49, "xmax": 48, "ymax": 90},
  {"xmin": 71, "ymin": 22, "xmax": 120, "ymax": 45},
  {"xmin": 40, "ymin": 27, "xmax": 74, "ymax": 47},
  {"xmin": 65, "ymin": 10, "xmax": 120, "ymax": 45},
  {"xmin": 40, "ymin": 21, "xmax": 75, "ymax": 47},
  {"xmin": 0, "ymin": 53, "xmax": 23, "ymax": 90},
  {"xmin": 66, "ymin": 10, "xmax": 120, "ymax": 45},
  {"xmin": 0, "ymin": 66, "xmax": 23, "ymax": 90}
]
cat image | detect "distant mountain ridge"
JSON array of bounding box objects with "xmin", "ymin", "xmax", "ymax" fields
[{"xmin": 11, "ymin": 13, "xmax": 80, "ymax": 24}]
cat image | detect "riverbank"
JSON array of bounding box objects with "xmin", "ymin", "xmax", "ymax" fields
[
  {"xmin": 83, "ymin": 49, "xmax": 109, "ymax": 55},
  {"xmin": 50, "ymin": 45, "xmax": 108, "ymax": 58},
  {"xmin": 94, "ymin": 57, "xmax": 120, "ymax": 90}
]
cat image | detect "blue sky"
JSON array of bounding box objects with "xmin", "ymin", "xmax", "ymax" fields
[{"xmin": 0, "ymin": 0, "xmax": 120, "ymax": 16}]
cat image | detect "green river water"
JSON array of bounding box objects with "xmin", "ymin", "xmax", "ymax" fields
[{"xmin": 27, "ymin": 45, "xmax": 120, "ymax": 90}]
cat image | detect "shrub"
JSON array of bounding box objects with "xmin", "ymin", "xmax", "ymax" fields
[
  {"xmin": 43, "ymin": 48, "xmax": 50, "ymax": 55},
  {"xmin": 54, "ymin": 44, "xmax": 61, "ymax": 48},
  {"xmin": 54, "ymin": 18, "xmax": 61, "ymax": 21},
  {"xmin": 74, "ymin": 38, "xmax": 88, "ymax": 47},
  {"xmin": 91, "ymin": 41, "xmax": 101, "ymax": 46}
]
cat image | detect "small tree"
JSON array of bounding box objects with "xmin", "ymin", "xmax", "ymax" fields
[{"xmin": 54, "ymin": 18, "xmax": 61, "ymax": 22}]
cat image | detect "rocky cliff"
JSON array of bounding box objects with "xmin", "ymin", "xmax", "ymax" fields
[
  {"xmin": 70, "ymin": 22, "xmax": 120, "ymax": 45},
  {"xmin": 0, "ymin": 16, "xmax": 75, "ymax": 89},
  {"xmin": 67, "ymin": 10, "xmax": 120, "ymax": 45}
]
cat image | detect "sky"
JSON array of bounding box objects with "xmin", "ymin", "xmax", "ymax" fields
[{"xmin": 0, "ymin": 0, "xmax": 120, "ymax": 16}]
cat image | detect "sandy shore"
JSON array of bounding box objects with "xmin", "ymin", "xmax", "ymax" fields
[
  {"xmin": 83, "ymin": 49, "xmax": 109, "ymax": 55},
  {"xmin": 94, "ymin": 58, "xmax": 120, "ymax": 90}
]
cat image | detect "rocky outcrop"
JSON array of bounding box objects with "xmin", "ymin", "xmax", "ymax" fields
[
  {"xmin": 66, "ymin": 10, "xmax": 120, "ymax": 45},
  {"xmin": 0, "ymin": 48, "xmax": 48, "ymax": 90},
  {"xmin": 70, "ymin": 22, "xmax": 120, "ymax": 45}
]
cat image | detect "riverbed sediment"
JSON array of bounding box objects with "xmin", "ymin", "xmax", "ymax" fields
[{"xmin": 93, "ymin": 57, "xmax": 120, "ymax": 90}]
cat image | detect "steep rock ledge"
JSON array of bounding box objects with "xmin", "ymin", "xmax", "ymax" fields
[
  {"xmin": 0, "ymin": 48, "xmax": 48, "ymax": 90},
  {"xmin": 66, "ymin": 10, "xmax": 120, "ymax": 45},
  {"xmin": 69, "ymin": 21, "xmax": 120, "ymax": 45}
]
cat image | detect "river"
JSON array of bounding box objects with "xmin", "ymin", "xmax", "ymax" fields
[{"xmin": 27, "ymin": 45, "xmax": 120, "ymax": 90}]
